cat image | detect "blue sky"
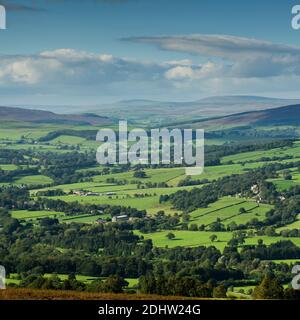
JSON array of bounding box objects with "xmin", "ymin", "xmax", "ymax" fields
[{"xmin": 0, "ymin": 0, "xmax": 300, "ymax": 106}]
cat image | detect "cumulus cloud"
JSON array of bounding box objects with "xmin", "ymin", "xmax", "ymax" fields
[
  {"xmin": 0, "ymin": 49, "xmax": 169, "ymax": 86},
  {"xmin": 2, "ymin": 36, "xmax": 300, "ymax": 103}
]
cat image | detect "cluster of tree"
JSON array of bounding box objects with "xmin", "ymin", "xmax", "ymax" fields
[
  {"xmin": 132, "ymin": 211, "xmax": 180, "ymax": 233},
  {"xmin": 177, "ymin": 176, "xmax": 209, "ymax": 187},
  {"xmin": 240, "ymin": 240, "xmax": 300, "ymax": 260},
  {"xmin": 253, "ymin": 273, "xmax": 300, "ymax": 300},
  {"xmin": 0, "ymin": 149, "xmax": 28, "ymax": 165},
  {"xmin": 37, "ymin": 129, "xmax": 98, "ymax": 142},
  {"xmin": 279, "ymin": 229, "xmax": 300, "ymax": 238},
  {"xmin": 0, "ymin": 167, "xmax": 39, "ymax": 183},
  {"xmin": 138, "ymin": 274, "xmax": 227, "ymax": 298},
  {"xmin": 0, "ymin": 186, "xmax": 29, "ymax": 209},
  {"xmin": 38, "ymin": 151, "xmax": 97, "ymax": 184},
  {"xmin": 35, "ymin": 189, "xmax": 67, "ymax": 197},
  {"xmin": 17, "ymin": 274, "xmax": 129, "ymax": 294},
  {"xmin": 266, "ymin": 196, "xmax": 300, "ymax": 226}
]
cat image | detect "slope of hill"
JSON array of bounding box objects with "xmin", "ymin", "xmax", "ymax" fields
[
  {"xmin": 0, "ymin": 106, "xmax": 113, "ymax": 126},
  {"xmin": 183, "ymin": 104, "xmax": 300, "ymax": 131},
  {"xmin": 86, "ymin": 96, "xmax": 300, "ymax": 125}
]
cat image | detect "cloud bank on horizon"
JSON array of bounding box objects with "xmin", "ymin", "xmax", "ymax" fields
[{"xmin": 1, "ymin": 34, "xmax": 300, "ymax": 104}]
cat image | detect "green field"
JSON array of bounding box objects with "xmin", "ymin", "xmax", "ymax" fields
[
  {"xmin": 50, "ymin": 135, "xmax": 88, "ymax": 145},
  {"xmin": 221, "ymin": 143, "xmax": 300, "ymax": 164},
  {"xmin": 136, "ymin": 229, "xmax": 300, "ymax": 251},
  {"xmin": 6, "ymin": 273, "xmax": 139, "ymax": 289},
  {"xmin": 14, "ymin": 175, "xmax": 53, "ymax": 186},
  {"xmin": 0, "ymin": 164, "xmax": 18, "ymax": 171},
  {"xmin": 189, "ymin": 197, "xmax": 272, "ymax": 227},
  {"xmin": 136, "ymin": 230, "xmax": 233, "ymax": 250},
  {"xmin": 12, "ymin": 210, "xmax": 65, "ymax": 220}
]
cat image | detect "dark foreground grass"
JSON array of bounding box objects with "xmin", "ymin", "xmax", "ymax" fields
[{"xmin": 0, "ymin": 288, "xmax": 203, "ymax": 300}]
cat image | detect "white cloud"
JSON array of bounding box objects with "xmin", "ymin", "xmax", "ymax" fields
[
  {"xmin": 1, "ymin": 36, "xmax": 300, "ymax": 104},
  {"xmin": 0, "ymin": 49, "xmax": 169, "ymax": 87},
  {"xmin": 127, "ymin": 34, "xmax": 300, "ymax": 79},
  {"xmin": 128, "ymin": 34, "xmax": 300, "ymax": 60}
]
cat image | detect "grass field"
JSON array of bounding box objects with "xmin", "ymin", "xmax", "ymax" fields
[
  {"xmin": 14, "ymin": 175, "xmax": 53, "ymax": 186},
  {"xmin": 11, "ymin": 210, "xmax": 111, "ymax": 224},
  {"xmin": 6, "ymin": 273, "xmax": 139, "ymax": 290},
  {"xmin": 136, "ymin": 230, "xmax": 300, "ymax": 250},
  {"xmin": 270, "ymin": 259, "xmax": 300, "ymax": 265},
  {"xmin": 0, "ymin": 164, "xmax": 18, "ymax": 171},
  {"xmin": 50, "ymin": 135, "xmax": 87, "ymax": 145},
  {"xmin": 136, "ymin": 230, "xmax": 233, "ymax": 250},
  {"xmin": 189, "ymin": 197, "xmax": 272, "ymax": 227},
  {"xmin": 268, "ymin": 170, "xmax": 300, "ymax": 191},
  {"xmin": 221, "ymin": 143, "xmax": 300, "ymax": 164},
  {"xmin": 11, "ymin": 210, "xmax": 65, "ymax": 220}
]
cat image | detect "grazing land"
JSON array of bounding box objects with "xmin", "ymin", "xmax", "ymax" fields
[{"xmin": 1, "ymin": 114, "xmax": 300, "ymax": 300}]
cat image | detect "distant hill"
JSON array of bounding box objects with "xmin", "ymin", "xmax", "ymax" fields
[
  {"xmin": 187, "ymin": 104, "xmax": 300, "ymax": 129},
  {"xmin": 0, "ymin": 106, "xmax": 114, "ymax": 126},
  {"xmin": 85, "ymin": 96, "xmax": 300, "ymax": 125},
  {"xmin": 12, "ymin": 96, "xmax": 300, "ymax": 125}
]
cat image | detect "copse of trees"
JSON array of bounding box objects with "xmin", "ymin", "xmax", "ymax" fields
[
  {"xmin": 18, "ymin": 274, "xmax": 128, "ymax": 294},
  {"xmin": 240, "ymin": 241, "xmax": 300, "ymax": 260}
]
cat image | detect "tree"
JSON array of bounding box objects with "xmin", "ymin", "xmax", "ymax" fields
[
  {"xmin": 103, "ymin": 276, "xmax": 128, "ymax": 293},
  {"xmin": 166, "ymin": 232, "xmax": 175, "ymax": 240},
  {"xmin": 133, "ymin": 170, "xmax": 147, "ymax": 179},
  {"xmin": 213, "ymin": 285, "xmax": 228, "ymax": 298},
  {"xmin": 253, "ymin": 274, "xmax": 284, "ymax": 299},
  {"xmin": 210, "ymin": 234, "xmax": 218, "ymax": 243},
  {"xmin": 189, "ymin": 224, "xmax": 198, "ymax": 231},
  {"xmin": 283, "ymin": 170, "xmax": 292, "ymax": 181}
]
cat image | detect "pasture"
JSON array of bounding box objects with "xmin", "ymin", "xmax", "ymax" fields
[
  {"xmin": 12, "ymin": 210, "xmax": 65, "ymax": 220},
  {"xmin": 189, "ymin": 197, "xmax": 272, "ymax": 227}
]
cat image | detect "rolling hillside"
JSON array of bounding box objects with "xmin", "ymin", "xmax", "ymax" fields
[
  {"xmin": 0, "ymin": 106, "xmax": 114, "ymax": 126},
  {"xmin": 13, "ymin": 96, "xmax": 300, "ymax": 126},
  {"xmin": 178, "ymin": 104, "xmax": 300, "ymax": 130}
]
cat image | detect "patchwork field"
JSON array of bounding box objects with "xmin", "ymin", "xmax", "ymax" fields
[
  {"xmin": 137, "ymin": 230, "xmax": 300, "ymax": 251},
  {"xmin": 189, "ymin": 197, "xmax": 272, "ymax": 227},
  {"xmin": 221, "ymin": 143, "xmax": 300, "ymax": 164}
]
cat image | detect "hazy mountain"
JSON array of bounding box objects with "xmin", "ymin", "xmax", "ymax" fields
[
  {"xmin": 0, "ymin": 106, "xmax": 113, "ymax": 126},
  {"xmin": 6, "ymin": 96, "xmax": 300, "ymax": 126},
  {"xmin": 85, "ymin": 96, "xmax": 300, "ymax": 125},
  {"xmin": 186, "ymin": 104, "xmax": 300, "ymax": 130}
]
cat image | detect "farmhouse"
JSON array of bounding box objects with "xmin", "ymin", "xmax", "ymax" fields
[
  {"xmin": 112, "ymin": 215, "xmax": 129, "ymax": 223},
  {"xmin": 84, "ymin": 192, "xmax": 100, "ymax": 197}
]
